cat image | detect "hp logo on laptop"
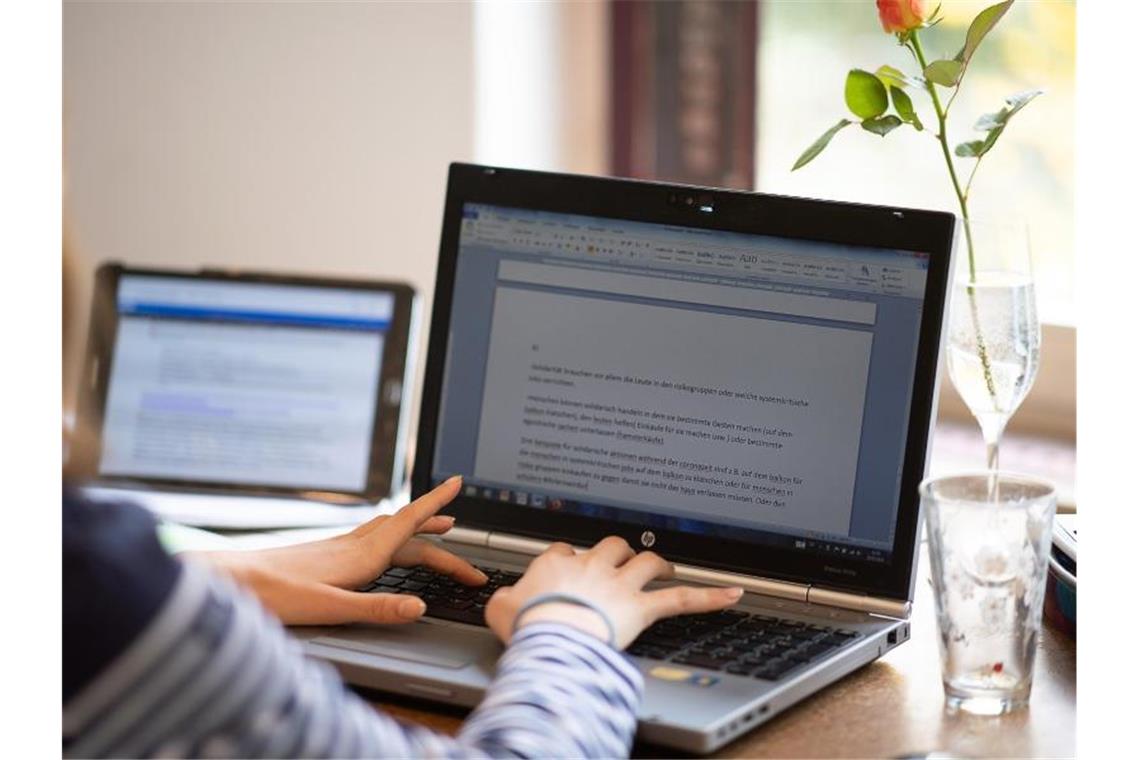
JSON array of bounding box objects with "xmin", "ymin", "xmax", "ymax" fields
[{"xmin": 640, "ymin": 531, "xmax": 656, "ymax": 548}]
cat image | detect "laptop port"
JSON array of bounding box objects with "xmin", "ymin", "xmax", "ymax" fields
[{"xmin": 887, "ymin": 629, "xmax": 899, "ymax": 645}]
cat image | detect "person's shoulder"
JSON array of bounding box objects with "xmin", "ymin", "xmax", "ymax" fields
[
  {"xmin": 63, "ymin": 486, "xmax": 155, "ymax": 537},
  {"xmin": 63, "ymin": 487, "xmax": 178, "ymax": 582},
  {"xmin": 63, "ymin": 486, "xmax": 183, "ymax": 703}
]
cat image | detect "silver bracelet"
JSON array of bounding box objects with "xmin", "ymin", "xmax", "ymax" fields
[{"xmin": 511, "ymin": 592, "xmax": 617, "ymax": 647}]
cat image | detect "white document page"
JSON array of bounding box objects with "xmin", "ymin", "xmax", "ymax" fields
[{"xmin": 472, "ymin": 287, "xmax": 874, "ymax": 535}]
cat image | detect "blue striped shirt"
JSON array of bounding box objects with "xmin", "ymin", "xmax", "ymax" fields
[{"xmin": 63, "ymin": 494, "xmax": 644, "ymax": 758}]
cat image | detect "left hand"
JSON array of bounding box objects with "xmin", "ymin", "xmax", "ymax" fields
[
  {"xmin": 188, "ymin": 476, "xmax": 486, "ymax": 625},
  {"xmin": 484, "ymin": 536, "xmax": 742, "ymax": 648}
]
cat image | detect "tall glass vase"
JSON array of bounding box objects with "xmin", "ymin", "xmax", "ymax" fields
[{"xmin": 946, "ymin": 219, "xmax": 1041, "ymax": 472}]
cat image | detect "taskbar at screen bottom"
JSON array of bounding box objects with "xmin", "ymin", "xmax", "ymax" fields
[{"xmin": 434, "ymin": 476, "xmax": 892, "ymax": 565}]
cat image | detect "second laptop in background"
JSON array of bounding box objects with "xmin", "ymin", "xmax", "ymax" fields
[{"xmin": 75, "ymin": 265, "xmax": 418, "ymax": 527}]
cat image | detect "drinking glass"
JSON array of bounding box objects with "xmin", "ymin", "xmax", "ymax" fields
[
  {"xmin": 946, "ymin": 219, "xmax": 1041, "ymax": 471},
  {"xmin": 922, "ymin": 473, "xmax": 1056, "ymax": 715}
]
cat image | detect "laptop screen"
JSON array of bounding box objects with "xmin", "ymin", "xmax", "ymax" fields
[
  {"xmin": 430, "ymin": 203, "xmax": 930, "ymax": 564},
  {"xmin": 98, "ymin": 275, "xmax": 394, "ymax": 492}
]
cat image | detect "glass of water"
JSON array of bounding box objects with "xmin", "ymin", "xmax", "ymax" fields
[
  {"xmin": 946, "ymin": 219, "xmax": 1040, "ymax": 471},
  {"xmin": 922, "ymin": 473, "xmax": 1056, "ymax": 715}
]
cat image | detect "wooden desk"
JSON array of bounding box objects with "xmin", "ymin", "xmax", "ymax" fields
[{"xmin": 367, "ymin": 551, "xmax": 1076, "ymax": 758}]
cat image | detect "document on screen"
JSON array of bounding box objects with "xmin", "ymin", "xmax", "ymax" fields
[
  {"xmin": 472, "ymin": 287, "xmax": 874, "ymax": 535},
  {"xmin": 100, "ymin": 319, "xmax": 383, "ymax": 491}
]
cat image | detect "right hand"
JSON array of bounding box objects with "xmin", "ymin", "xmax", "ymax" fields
[
  {"xmin": 189, "ymin": 476, "xmax": 485, "ymax": 626},
  {"xmin": 484, "ymin": 536, "xmax": 744, "ymax": 649}
]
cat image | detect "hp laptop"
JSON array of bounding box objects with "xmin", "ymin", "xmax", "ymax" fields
[{"xmin": 296, "ymin": 164, "xmax": 955, "ymax": 753}]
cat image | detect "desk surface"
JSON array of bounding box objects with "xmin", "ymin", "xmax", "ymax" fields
[{"xmin": 367, "ymin": 550, "xmax": 1076, "ymax": 758}]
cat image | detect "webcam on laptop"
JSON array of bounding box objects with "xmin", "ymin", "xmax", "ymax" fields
[{"xmin": 667, "ymin": 190, "xmax": 716, "ymax": 214}]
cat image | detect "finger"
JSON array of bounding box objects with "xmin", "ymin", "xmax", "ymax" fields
[
  {"xmin": 334, "ymin": 513, "xmax": 456, "ymax": 587},
  {"xmin": 543, "ymin": 541, "xmax": 576, "ymax": 557},
  {"xmin": 586, "ymin": 535, "xmax": 635, "ymax": 566},
  {"xmin": 237, "ymin": 568, "xmax": 428, "ymax": 626},
  {"xmin": 416, "ymin": 515, "xmax": 458, "ymax": 536},
  {"xmin": 642, "ymin": 585, "xmax": 744, "ymax": 622},
  {"xmin": 393, "ymin": 539, "xmax": 488, "ymax": 586},
  {"xmin": 618, "ymin": 551, "xmax": 675, "ymax": 588},
  {"xmin": 355, "ymin": 511, "xmax": 455, "ymax": 539},
  {"xmin": 300, "ymin": 589, "xmax": 428, "ymax": 625},
  {"xmin": 369, "ymin": 476, "xmax": 463, "ymax": 554}
]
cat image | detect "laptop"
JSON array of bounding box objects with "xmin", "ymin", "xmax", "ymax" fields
[
  {"xmin": 74, "ymin": 265, "xmax": 419, "ymax": 528},
  {"xmin": 295, "ymin": 164, "xmax": 956, "ymax": 753}
]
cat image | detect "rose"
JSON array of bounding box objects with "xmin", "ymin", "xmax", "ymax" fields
[{"xmin": 876, "ymin": 0, "xmax": 927, "ymax": 35}]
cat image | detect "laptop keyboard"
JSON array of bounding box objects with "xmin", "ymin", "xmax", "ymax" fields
[
  {"xmin": 362, "ymin": 565, "xmax": 863, "ymax": 681},
  {"xmin": 362, "ymin": 565, "xmax": 522, "ymax": 626},
  {"xmin": 628, "ymin": 610, "xmax": 861, "ymax": 680}
]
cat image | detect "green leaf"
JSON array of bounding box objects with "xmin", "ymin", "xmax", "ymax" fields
[
  {"xmin": 792, "ymin": 119, "xmax": 853, "ymax": 171},
  {"xmin": 861, "ymin": 115, "xmax": 903, "ymax": 137},
  {"xmin": 875, "ymin": 65, "xmax": 923, "ymax": 90},
  {"xmin": 924, "ymin": 59, "xmax": 963, "ymax": 87},
  {"xmin": 955, "ymin": 88, "xmax": 1043, "ymax": 160},
  {"xmin": 976, "ymin": 88, "xmax": 1042, "ymax": 126},
  {"xmin": 845, "ymin": 69, "xmax": 888, "ymax": 119},
  {"xmin": 890, "ymin": 87, "xmax": 923, "ymax": 131},
  {"xmin": 956, "ymin": 1, "xmax": 1014, "ymax": 66},
  {"xmin": 955, "ymin": 140, "xmax": 986, "ymax": 158},
  {"xmin": 1009, "ymin": 88, "xmax": 1043, "ymax": 108}
]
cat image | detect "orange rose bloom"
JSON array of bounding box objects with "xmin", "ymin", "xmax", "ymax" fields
[{"xmin": 876, "ymin": 0, "xmax": 927, "ymax": 34}]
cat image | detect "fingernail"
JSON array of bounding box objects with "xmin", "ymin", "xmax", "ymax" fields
[
  {"xmin": 475, "ymin": 569, "xmax": 489, "ymax": 583},
  {"xmin": 726, "ymin": 587, "xmax": 744, "ymax": 600},
  {"xmin": 446, "ymin": 474, "xmax": 463, "ymax": 485},
  {"xmin": 398, "ymin": 597, "xmax": 426, "ymax": 619},
  {"xmin": 443, "ymin": 515, "xmax": 456, "ymax": 525}
]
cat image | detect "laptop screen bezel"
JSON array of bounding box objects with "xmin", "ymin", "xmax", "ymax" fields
[{"xmin": 413, "ymin": 163, "xmax": 955, "ymax": 602}]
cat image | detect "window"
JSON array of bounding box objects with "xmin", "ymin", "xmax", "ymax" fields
[{"xmin": 756, "ymin": 0, "xmax": 1075, "ymax": 325}]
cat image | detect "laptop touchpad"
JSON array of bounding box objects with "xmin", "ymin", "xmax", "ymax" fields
[{"xmin": 312, "ymin": 622, "xmax": 499, "ymax": 669}]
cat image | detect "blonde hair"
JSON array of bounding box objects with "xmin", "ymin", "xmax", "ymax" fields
[{"xmin": 62, "ymin": 246, "xmax": 95, "ymax": 480}]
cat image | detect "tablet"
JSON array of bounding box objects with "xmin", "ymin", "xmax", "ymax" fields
[{"xmin": 74, "ymin": 264, "xmax": 418, "ymax": 504}]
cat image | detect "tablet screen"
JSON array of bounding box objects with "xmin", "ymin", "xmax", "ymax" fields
[{"xmin": 97, "ymin": 274, "xmax": 395, "ymax": 493}]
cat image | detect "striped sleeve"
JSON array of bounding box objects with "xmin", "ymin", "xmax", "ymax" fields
[
  {"xmin": 63, "ymin": 562, "xmax": 644, "ymax": 758},
  {"xmin": 459, "ymin": 623, "xmax": 643, "ymax": 757}
]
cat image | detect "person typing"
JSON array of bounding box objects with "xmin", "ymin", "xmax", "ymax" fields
[{"xmin": 63, "ymin": 476, "xmax": 741, "ymax": 757}]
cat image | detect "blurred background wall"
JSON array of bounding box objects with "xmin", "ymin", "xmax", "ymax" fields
[
  {"xmin": 64, "ymin": 0, "xmax": 1073, "ymax": 450},
  {"xmin": 63, "ymin": 1, "xmax": 607, "ymax": 428},
  {"xmin": 61, "ymin": 1, "xmax": 469, "ymax": 418}
]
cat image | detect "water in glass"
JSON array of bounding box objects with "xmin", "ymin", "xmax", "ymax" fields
[
  {"xmin": 923, "ymin": 473, "xmax": 1056, "ymax": 715},
  {"xmin": 947, "ymin": 270, "xmax": 1040, "ymax": 464}
]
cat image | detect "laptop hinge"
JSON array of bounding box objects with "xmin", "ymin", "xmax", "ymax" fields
[
  {"xmin": 442, "ymin": 529, "xmax": 813, "ymax": 602},
  {"xmin": 807, "ymin": 586, "xmax": 911, "ymax": 619},
  {"xmin": 441, "ymin": 528, "xmax": 910, "ymax": 617},
  {"xmin": 438, "ymin": 526, "xmax": 492, "ymax": 548},
  {"xmin": 672, "ymin": 563, "xmax": 809, "ymax": 603}
]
